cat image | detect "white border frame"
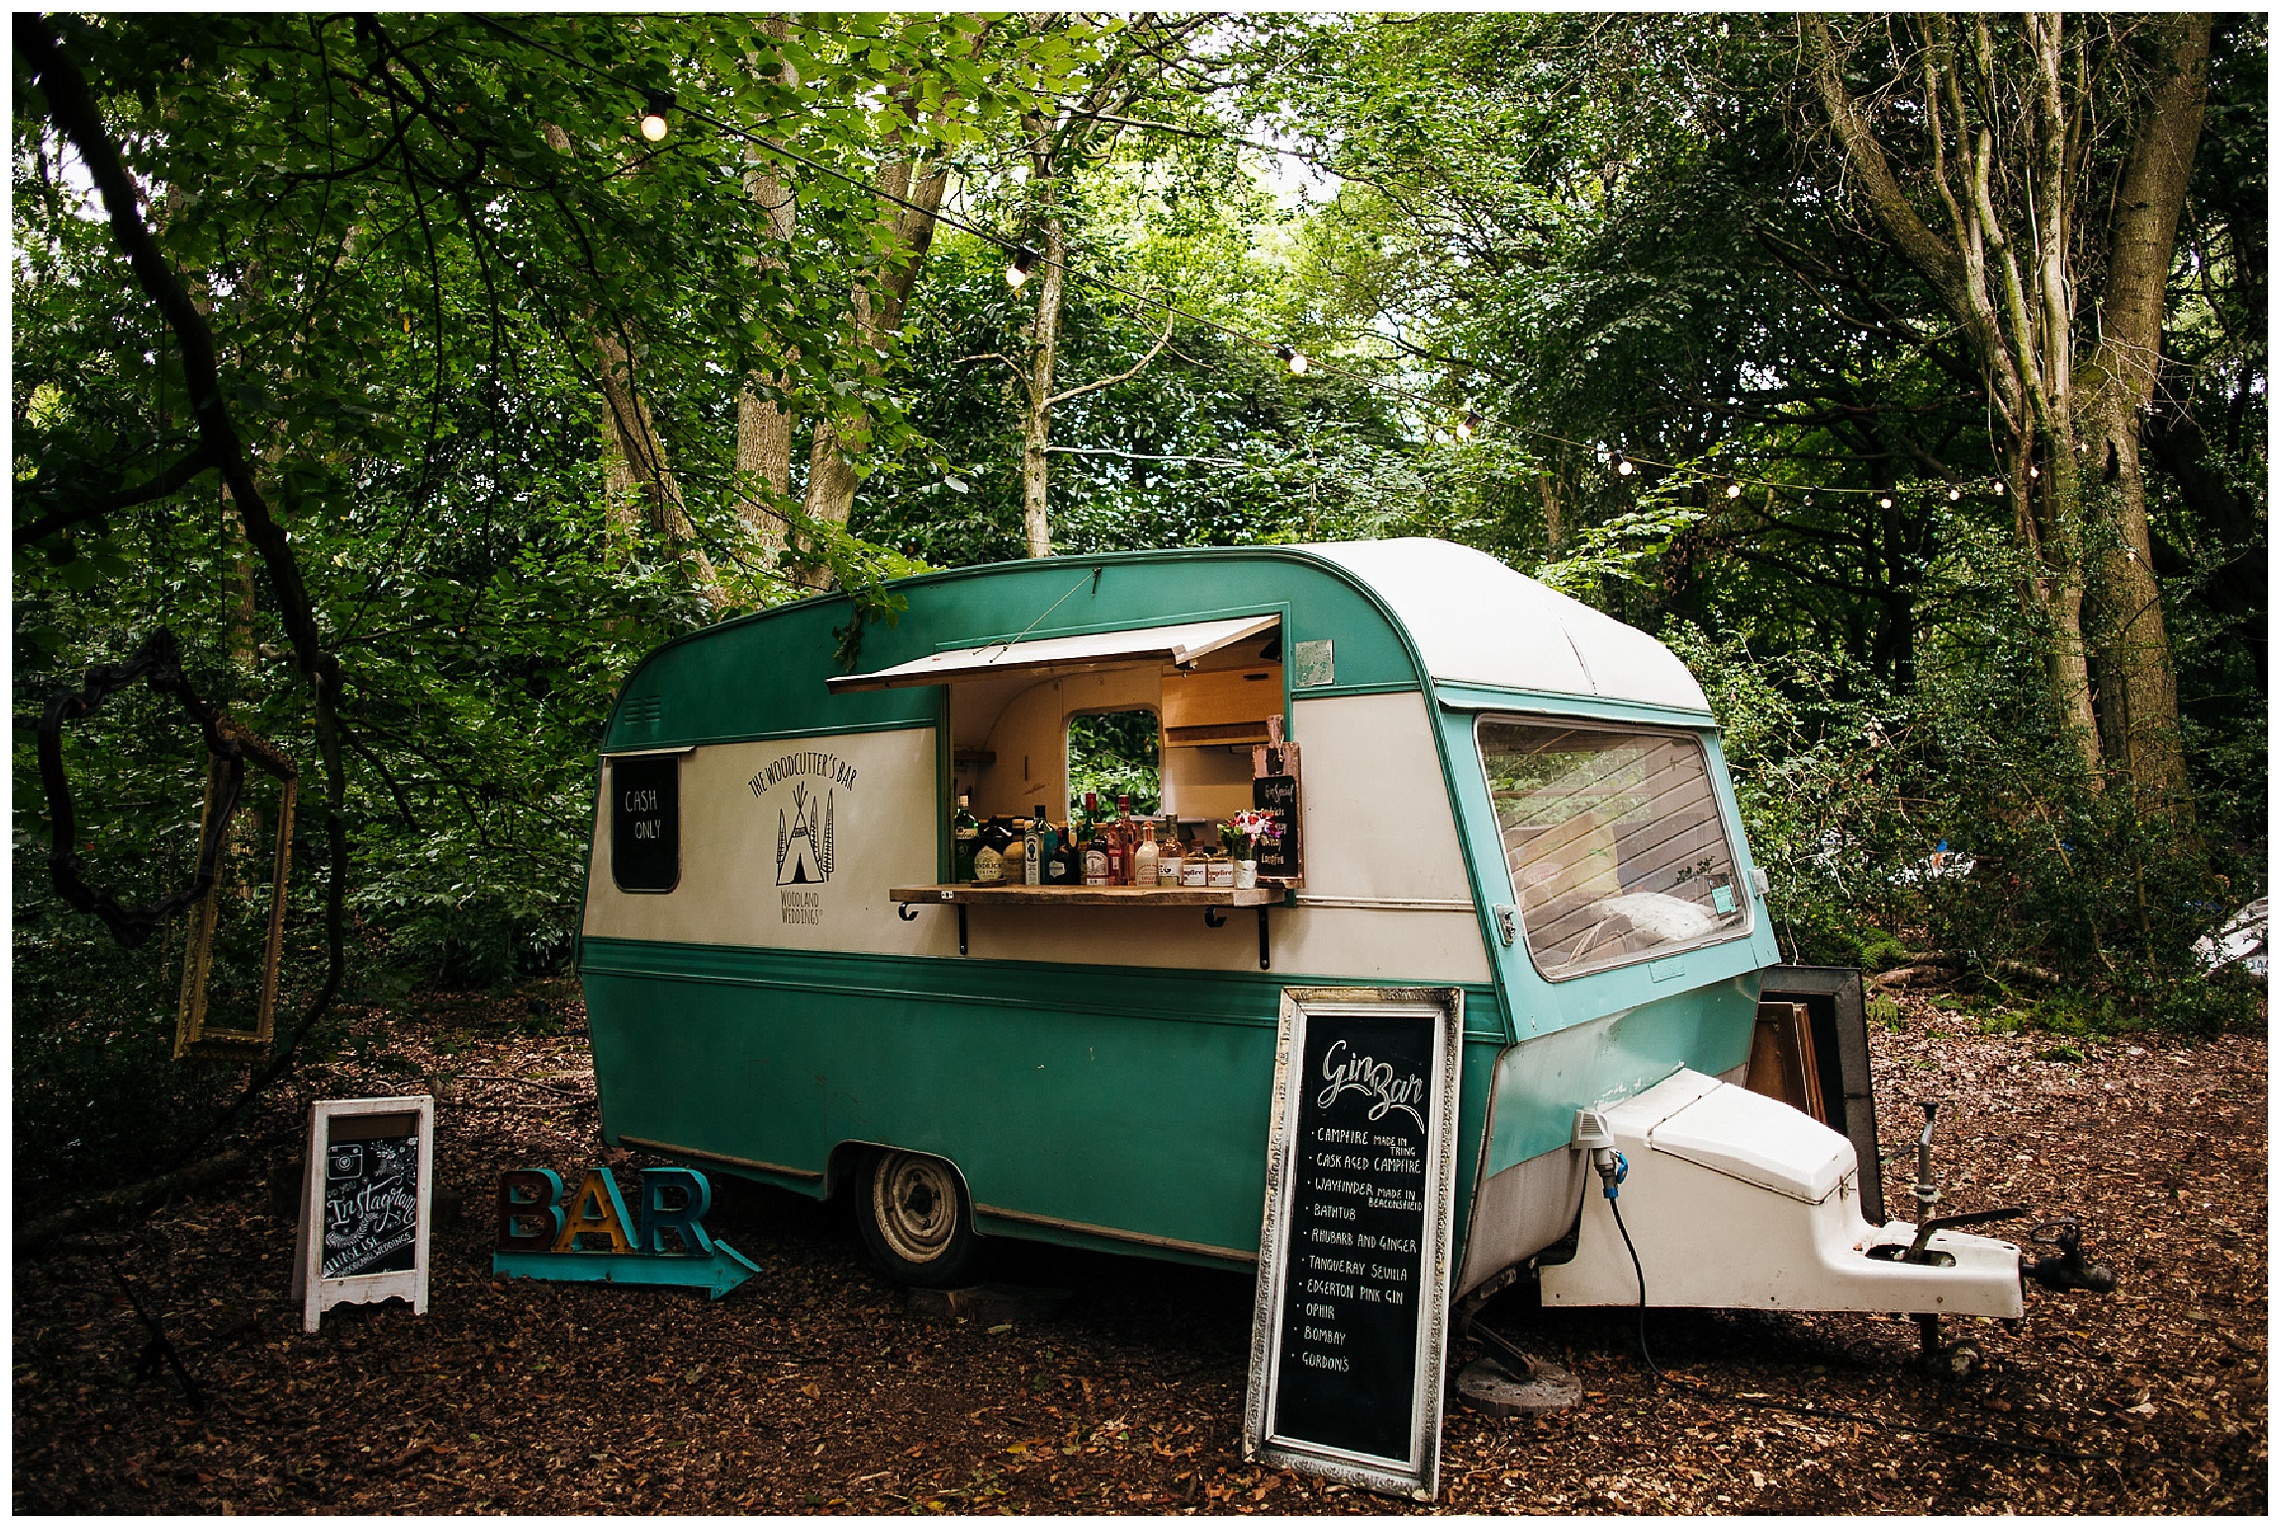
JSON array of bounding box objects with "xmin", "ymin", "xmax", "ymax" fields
[
  {"xmin": 292, "ymin": 1095, "xmax": 435, "ymax": 1334},
  {"xmin": 1243, "ymin": 986, "xmax": 1463, "ymax": 1502}
]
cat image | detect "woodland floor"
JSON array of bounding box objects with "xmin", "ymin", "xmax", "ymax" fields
[{"xmin": 11, "ymin": 976, "xmax": 2267, "ymax": 1516}]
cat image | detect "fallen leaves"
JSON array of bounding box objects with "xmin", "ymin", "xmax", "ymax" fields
[{"xmin": 6, "ymin": 980, "xmax": 2268, "ymax": 1515}]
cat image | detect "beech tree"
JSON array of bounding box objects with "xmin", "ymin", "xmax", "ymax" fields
[{"xmin": 1802, "ymin": 13, "xmax": 2213, "ymax": 818}]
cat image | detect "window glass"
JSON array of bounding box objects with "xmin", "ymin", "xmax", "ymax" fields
[
  {"xmin": 1067, "ymin": 709, "xmax": 1160, "ymax": 817},
  {"xmin": 1477, "ymin": 720, "xmax": 1746, "ymax": 980}
]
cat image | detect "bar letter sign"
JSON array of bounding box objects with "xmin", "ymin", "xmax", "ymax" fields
[{"xmin": 1244, "ymin": 987, "xmax": 1462, "ymax": 1501}]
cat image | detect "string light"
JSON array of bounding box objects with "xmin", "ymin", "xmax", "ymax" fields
[
  {"xmin": 1878, "ymin": 495, "xmax": 1894, "ymax": 509},
  {"xmin": 1948, "ymin": 486, "xmax": 1962, "ymax": 501},
  {"xmin": 491, "ymin": 27, "xmax": 2032, "ymax": 512}
]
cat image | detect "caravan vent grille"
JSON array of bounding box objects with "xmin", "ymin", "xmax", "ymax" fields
[{"xmin": 620, "ymin": 696, "xmax": 664, "ymax": 734}]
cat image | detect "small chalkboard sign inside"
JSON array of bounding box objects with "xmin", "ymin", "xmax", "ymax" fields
[
  {"xmin": 1244, "ymin": 988, "xmax": 1462, "ymax": 1501},
  {"xmin": 293, "ymin": 1096, "xmax": 435, "ymax": 1333}
]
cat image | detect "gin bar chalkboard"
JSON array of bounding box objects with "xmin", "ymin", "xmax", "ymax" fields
[{"xmin": 1245, "ymin": 988, "xmax": 1462, "ymax": 1502}]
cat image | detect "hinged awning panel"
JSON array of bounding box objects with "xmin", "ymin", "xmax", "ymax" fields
[{"xmin": 826, "ymin": 614, "xmax": 1279, "ymax": 693}]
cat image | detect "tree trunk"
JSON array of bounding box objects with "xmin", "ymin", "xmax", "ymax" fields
[
  {"xmin": 790, "ymin": 153, "xmax": 953, "ymax": 587},
  {"xmin": 735, "ymin": 16, "xmax": 799, "ymax": 572},
  {"xmin": 2075, "ymin": 13, "xmax": 2210, "ymax": 819},
  {"xmin": 541, "ymin": 120, "xmax": 723, "ymax": 607},
  {"xmin": 1021, "ymin": 214, "xmax": 1069, "ymax": 559}
]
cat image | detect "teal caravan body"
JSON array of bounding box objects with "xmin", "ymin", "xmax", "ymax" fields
[{"xmin": 579, "ymin": 539, "xmax": 2025, "ymax": 1316}]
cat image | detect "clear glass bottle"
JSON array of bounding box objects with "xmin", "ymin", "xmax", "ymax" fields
[
  {"xmin": 1156, "ymin": 818, "xmax": 1184, "ymax": 887},
  {"xmin": 1133, "ymin": 819, "xmax": 1159, "ymax": 889}
]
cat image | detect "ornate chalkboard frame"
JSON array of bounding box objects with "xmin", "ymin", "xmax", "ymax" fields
[
  {"xmin": 292, "ymin": 1095, "xmax": 435, "ymax": 1333},
  {"xmin": 1243, "ymin": 986, "xmax": 1463, "ymax": 1502}
]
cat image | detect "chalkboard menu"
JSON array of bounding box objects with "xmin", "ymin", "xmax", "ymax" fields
[
  {"xmin": 322, "ymin": 1123, "xmax": 421, "ymax": 1279},
  {"xmin": 610, "ymin": 753, "xmax": 680, "ymax": 892},
  {"xmin": 1245, "ymin": 988, "xmax": 1462, "ymax": 1501},
  {"xmin": 1250, "ymin": 741, "xmax": 1302, "ymax": 883}
]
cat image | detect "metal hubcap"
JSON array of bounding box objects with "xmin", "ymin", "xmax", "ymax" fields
[{"xmin": 873, "ymin": 1153, "xmax": 959, "ymax": 1264}]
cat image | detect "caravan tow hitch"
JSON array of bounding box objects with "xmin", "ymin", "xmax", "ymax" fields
[{"xmin": 2024, "ymin": 1218, "xmax": 2116, "ymax": 1295}]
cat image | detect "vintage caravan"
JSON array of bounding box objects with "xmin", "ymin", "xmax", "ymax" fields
[{"xmin": 578, "ymin": 539, "xmax": 2055, "ymax": 1334}]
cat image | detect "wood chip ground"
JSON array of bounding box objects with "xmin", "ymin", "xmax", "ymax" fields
[{"xmin": 11, "ymin": 980, "xmax": 2265, "ymax": 1514}]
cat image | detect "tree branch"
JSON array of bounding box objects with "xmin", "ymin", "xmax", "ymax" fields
[
  {"xmin": 1044, "ymin": 306, "xmax": 1176, "ymax": 408},
  {"xmin": 13, "ymin": 449, "xmax": 213, "ymax": 549}
]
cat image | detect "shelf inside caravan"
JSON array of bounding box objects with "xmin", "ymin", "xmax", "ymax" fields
[{"xmin": 889, "ymin": 884, "xmax": 1282, "ymax": 908}]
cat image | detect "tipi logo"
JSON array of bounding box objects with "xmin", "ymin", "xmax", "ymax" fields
[{"xmin": 776, "ymin": 781, "xmax": 835, "ymax": 886}]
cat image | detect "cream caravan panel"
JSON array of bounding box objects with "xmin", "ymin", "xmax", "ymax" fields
[
  {"xmin": 1287, "ymin": 690, "xmax": 1475, "ymax": 903},
  {"xmin": 584, "ymin": 729, "xmax": 957, "ymax": 957}
]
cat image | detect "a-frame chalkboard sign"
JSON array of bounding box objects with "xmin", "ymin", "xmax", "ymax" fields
[
  {"xmin": 1243, "ymin": 987, "xmax": 1462, "ymax": 1501},
  {"xmin": 292, "ymin": 1096, "xmax": 435, "ymax": 1333}
]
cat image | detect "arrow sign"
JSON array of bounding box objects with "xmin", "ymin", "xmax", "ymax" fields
[{"xmin": 492, "ymin": 1241, "xmax": 760, "ymax": 1300}]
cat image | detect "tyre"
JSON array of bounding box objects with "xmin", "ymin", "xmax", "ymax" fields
[{"xmin": 855, "ymin": 1149, "xmax": 986, "ymax": 1288}]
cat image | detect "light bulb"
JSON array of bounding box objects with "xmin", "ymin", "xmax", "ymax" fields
[
  {"xmin": 1456, "ymin": 412, "xmax": 1481, "ymax": 442},
  {"xmin": 639, "ymin": 89, "xmax": 675, "ymax": 142},
  {"xmin": 640, "ymin": 113, "xmax": 668, "ymax": 142},
  {"xmin": 1615, "ymin": 456, "xmax": 1635, "ymax": 477},
  {"xmin": 1879, "ymin": 495, "xmax": 1894, "ymax": 509},
  {"xmin": 1275, "ymin": 345, "xmax": 1308, "ymax": 376},
  {"xmin": 1725, "ymin": 481, "xmax": 1742, "ymax": 499},
  {"xmin": 1005, "ymin": 245, "xmax": 1038, "ymax": 289},
  {"xmin": 1948, "ymin": 486, "xmax": 1961, "ymax": 501}
]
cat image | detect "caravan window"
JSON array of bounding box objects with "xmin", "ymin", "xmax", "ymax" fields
[{"xmin": 1476, "ymin": 720, "xmax": 1747, "ymax": 981}]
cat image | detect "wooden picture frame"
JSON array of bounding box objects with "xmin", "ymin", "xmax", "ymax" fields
[
  {"xmin": 173, "ymin": 720, "xmax": 297, "ymax": 1060},
  {"xmin": 293, "ymin": 1096, "xmax": 435, "ymax": 1333},
  {"xmin": 1244, "ymin": 986, "xmax": 1463, "ymax": 1502}
]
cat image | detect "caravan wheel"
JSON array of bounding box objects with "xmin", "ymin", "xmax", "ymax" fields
[{"xmin": 857, "ymin": 1149, "xmax": 985, "ymax": 1288}]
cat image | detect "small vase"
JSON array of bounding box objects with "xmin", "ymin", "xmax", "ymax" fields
[{"xmin": 1234, "ymin": 859, "xmax": 1259, "ymax": 889}]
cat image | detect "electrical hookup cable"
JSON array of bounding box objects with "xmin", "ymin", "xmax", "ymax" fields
[{"xmin": 1586, "ymin": 1196, "xmax": 2118, "ymax": 1464}]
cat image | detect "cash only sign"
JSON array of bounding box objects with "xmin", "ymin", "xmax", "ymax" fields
[{"xmin": 1243, "ymin": 987, "xmax": 1463, "ymax": 1501}]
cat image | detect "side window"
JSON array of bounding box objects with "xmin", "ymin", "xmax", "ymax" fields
[
  {"xmin": 610, "ymin": 755, "xmax": 680, "ymax": 893},
  {"xmin": 1477, "ymin": 720, "xmax": 1745, "ymax": 980},
  {"xmin": 1066, "ymin": 709, "xmax": 1161, "ymax": 817}
]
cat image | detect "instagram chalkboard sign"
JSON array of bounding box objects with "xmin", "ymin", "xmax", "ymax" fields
[
  {"xmin": 1244, "ymin": 989, "xmax": 1462, "ymax": 1501},
  {"xmin": 293, "ymin": 1096, "xmax": 435, "ymax": 1333}
]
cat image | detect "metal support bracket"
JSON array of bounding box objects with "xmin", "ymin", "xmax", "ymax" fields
[
  {"xmin": 958, "ymin": 903, "xmax": 968, "ymax": 955},
  {"xmin": 1203, "ymin": 906, "xmax": 1228, "ymax": 928},
  {"xmin": 897, "ymin": 903, "xmax": 920, "ymax": 922},
  {"xmin": 1258, "ymin": 905, "xmax": 1271, "ymax": 970}
]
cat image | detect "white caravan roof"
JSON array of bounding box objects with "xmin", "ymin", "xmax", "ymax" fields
[{"xmin": 1301, "ymin": 539, "xmax": 1711, "ymax": 717}]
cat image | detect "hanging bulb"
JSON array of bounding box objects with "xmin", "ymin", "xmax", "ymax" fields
[
  {"xmin": 639, "ymin": 90, "xmax": 675, "ymax": 142},
  {"xmin": 1275, "ymin": 345, "xmax": 1309, "ymax": 376},
  {"xmin": 1613, "ymin": 452, "xmax": 1635, "ymax": 477},
  {"xmin": 1456, "ymin": 411, "xmax": 1481, "ymax": 442},
  {"xmin": 1725, "ymin": 481, "xmax": 1742, "ymax": 499},
  {"xmin": 2028, "ymin": 463, "xmax": 2040, "ymax": 478},
  {"xmin": 1948, "ymin": 486, "xmax": 1962, "ymax": 501},
  {"xmin": 1993, "ymin": 480, "xmax": 2006, "ymax": 496},
  {"xmin": 1879, "ymin": 495, "xmax": 1894, "ymax": 509},
  {"xmin": 1004, "ymin": 245, "xmax": 1039, "ymax": 289}
]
